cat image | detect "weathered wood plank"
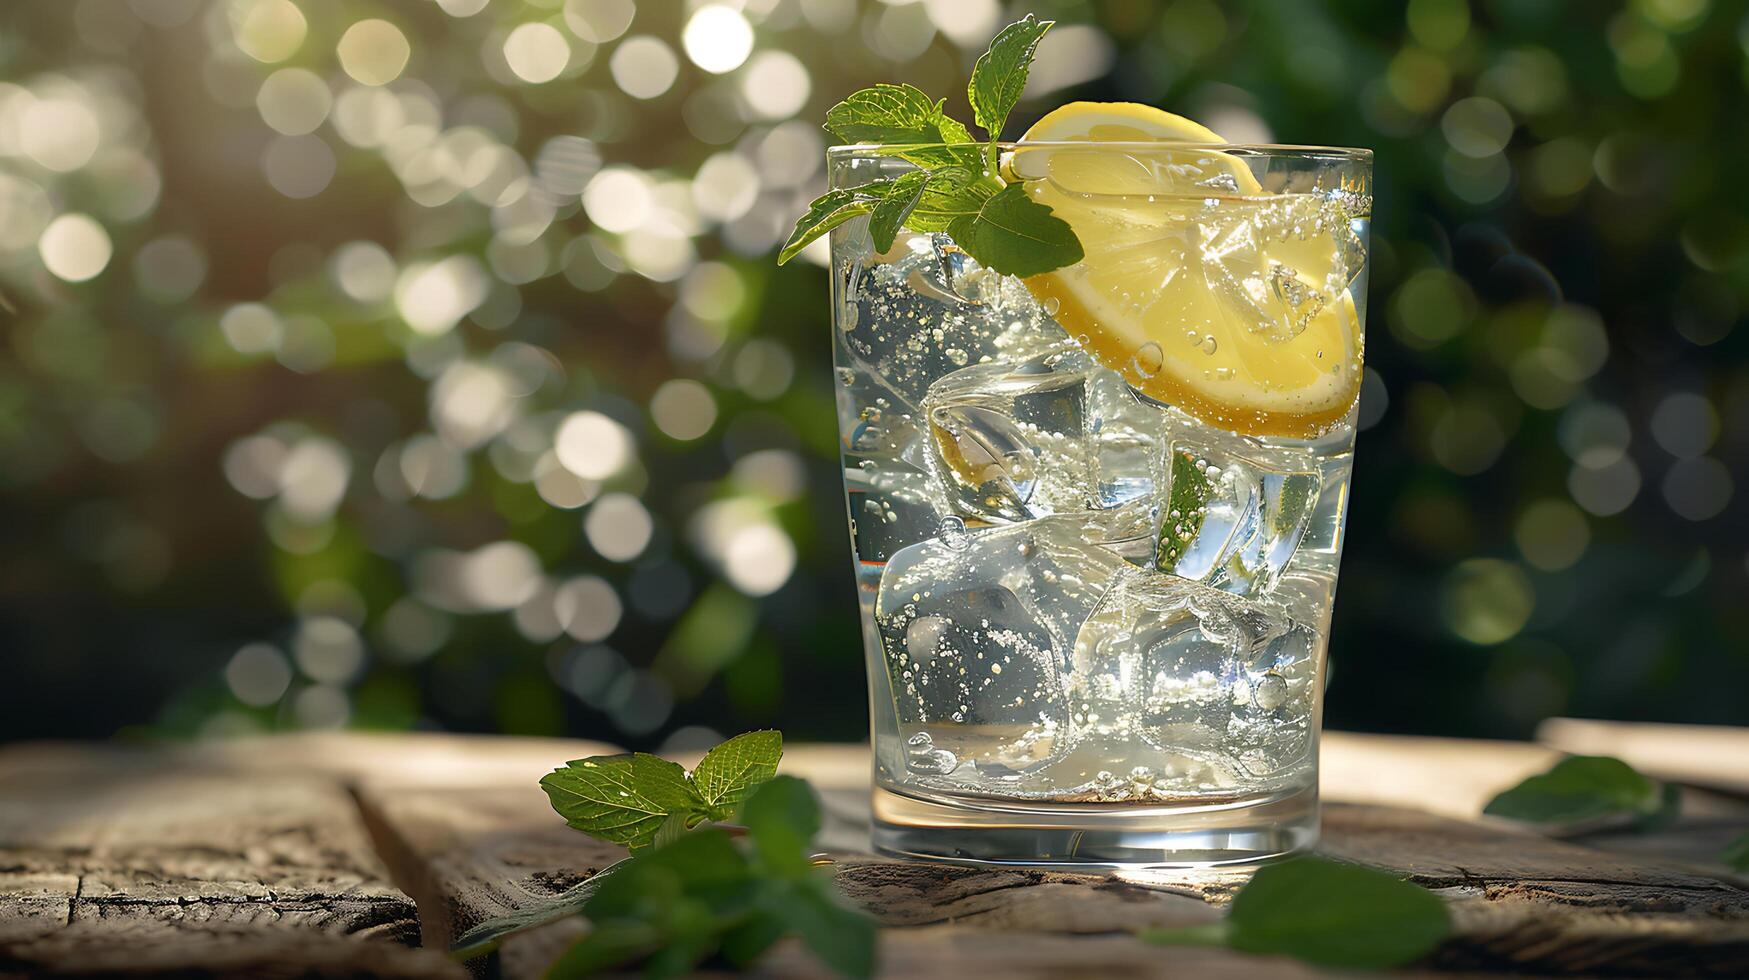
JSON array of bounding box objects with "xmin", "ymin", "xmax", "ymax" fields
[
  {"xmin": 349, "ymin": 737, "xmax": 1749, "ymax": 978},
  {"xmin": 352, "ymin": 781, "xmax": 624, "ymax": 953},
  {"xmin": 4, "ymin": 730, "xmax": 1747, "ymax": 978},
  {"xmin": 0, "ymin": 751, "xmax": 449, "ymax": 977}
]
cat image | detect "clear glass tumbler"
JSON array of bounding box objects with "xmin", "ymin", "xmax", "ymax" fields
[{"xmin": 826, "ymin": 141, "xmax": 1371, "ymax": 867}]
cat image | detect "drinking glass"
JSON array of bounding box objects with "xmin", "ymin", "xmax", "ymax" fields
[{"xmin": 825, "ymin": 142, "xmax": 1371, "ymax": 867}]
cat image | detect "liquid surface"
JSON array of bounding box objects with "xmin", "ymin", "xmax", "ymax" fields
[{"xmin": 832, "ymin": 177, "xmax": 1367, "ymax": 805}]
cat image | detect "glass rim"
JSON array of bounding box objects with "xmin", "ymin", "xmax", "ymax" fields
[{"xmin": 827, "ymin": 141, "xmax": 1373, "ymax": 160}]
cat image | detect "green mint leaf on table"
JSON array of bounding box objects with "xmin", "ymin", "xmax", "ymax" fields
[
  {"xmin": 651, "ymin": 811, "xmax": 691, "ymax": 850},
  {"xmin": 541, "ymin": 752, "xmax": 705, "ymax": 850},
  {"xmin": 1723, "ymin": 832, "xmax": 1749, "ymax": 873},
  {"xmin": 948, "ymin": 183, "xmax": 1084, "ymax": 278},
  {"xmin": 544, "ymin": 919, "xmax": 663, "ymax": 980},
  {"xmin": 739, "ymin": 775, "xmax": 823, "ymax": 877},
  {"xmin": 1141, "ymin": 856, "xmax": 1451, "ymax": 970},
  {"xmin": 1484, "ymin": 755, "xmax": 1679, "ymax": 829},
  {"xmin": 765, "ymin": 879, "xmax": 877, "ymax": 980},
  {"xmin": 691, "ymin": 728, "xmax": 783, "ymax": 819},
  {"xmin": 449, "ymin": 865, "xmax": 626, "ymax": 960},
  {"xmin": 969, "ymin": 14, "xmax": 1053, "ymax": 141}
]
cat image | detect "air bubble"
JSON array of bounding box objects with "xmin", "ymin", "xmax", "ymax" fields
[
  {"xmin": 1128, "ymin": 342, "xmax": 1164, "ymax": 379},
  {"xmin": 1253, "ymin": 671, "xmax": 1289, "ymax": 710},
  {"xmin": 937, "ymin": 515, "xmax": 970, "ymax": 551}
]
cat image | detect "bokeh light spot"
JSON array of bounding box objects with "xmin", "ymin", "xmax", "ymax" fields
[
  {"xmin": 225, "ymin": 642, "xmax": 293, "ymax": 706},
  {"xmin": 256, "ymin": 68, "xmax": 331, "ymax": 135},
  {"xmin": 585, "ymin": 492, "xmax": 653, "ymax": 561},
  {"xmin": 555, "ymin": 410, "xmax": 633, "ymax": 479},
  {"xmin": 22, "ymin": 98, "xmax": 101, "ymax": 172},
  {"xmin": 610, "ymin": 36, "xmax": 679, "ymax": 99},
  {"xmin": 1441, "ymin": 559, "xmax": 1534, "ymax": 645},
  {"xmin": 683, "ymin": 6, "xmax": 754, "ymax": 74},
  {"xmin": 262, "ymin": 134, "xmax": 337, "ymax": 198},
  {"xmin": 38, "ymin": 213, "xmax": 113, "ymax": 282},
  {"xmin": 503, "ymin": 22, "xmax": 571, "ymax": 84},
  {"xmin": 650, "ymin": 379, "xmax": 717, "ymax": 440},
  {"xmin": 1514, "ymin": 499, "xmax": 1589, "ymax": 571},
  {"xmin": 1649, "ymin": 392, "xmax": 1717, "ymax": 458},
  {"xmin": 739, "ymin": 50, "xmax": 810, "ymax": 119},
  {"xmin": 338, "ymin": 19, "xmax": 411, "ymax": 86},
  {"xmin": 230, "ymin": 0, "xmax": 307, "ymax": 63},
  {"xmin": 1662, "ymin": 457, "xmax": 1732, "ymax": 521},
  {"xmin": 563, "ymin": 0, "xmax": 635, "ymax": 43}
]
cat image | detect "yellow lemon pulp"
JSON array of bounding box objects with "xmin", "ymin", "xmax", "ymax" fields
[{"xmin": 1013, "ymin": 102, "xmax": 1363, "ymax": 439}]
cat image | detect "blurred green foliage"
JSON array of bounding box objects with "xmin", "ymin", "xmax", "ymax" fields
[{"xmin": 0, "ymin": 0, "xmax": 1743, "ymax": 748}]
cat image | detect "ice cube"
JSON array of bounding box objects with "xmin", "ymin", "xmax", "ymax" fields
[
  {"xmin": 1072, "ymin": 568, "xmax": 1319, "ymax": 777},
  {"xmin": 1087, "ymin": 369, "xmax": 1170, "ymax": 510},
  {"xmin": 922, "ymin": 350, "xmax": 1170, "ymax": 525},
  {"xmin": 845, "ymin": 462, "xmax": 940, "ymax": 565},
  {"xmin": 1196, "ymin": 195, "xmax": 1359, "ymax": 344},
  {"xmin": 837, "ymin": 235, "xmax": 1069, "ymax": 412},
  {"xmin": 922, "ymin": 347, "xmax": 1088, "ymax": 522},
  {"xmin": 1156, "ymin": 437, "xmax": 1322, "ymax": 596},
  {"xmin": 874, "ymin": 515, "xmax": 1127, "ymax": 773}
]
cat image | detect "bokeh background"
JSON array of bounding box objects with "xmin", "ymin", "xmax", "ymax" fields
[{"xmin": 2, "ymin": 0, "xmax": 1744, "ymax": 750}]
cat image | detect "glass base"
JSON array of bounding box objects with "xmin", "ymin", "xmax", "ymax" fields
[{"xmin": 871, "ymin": 782, "xmax": 1318, "ymax": 870}]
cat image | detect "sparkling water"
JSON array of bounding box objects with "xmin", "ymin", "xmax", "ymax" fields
[{"xmin": 832, "ymin": 180, "xmax": 1368, "ymax": 810}]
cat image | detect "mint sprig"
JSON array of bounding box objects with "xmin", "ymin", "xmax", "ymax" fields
[
  {"xmin": 546, "ymin": 776, "xmax": 876, "ymax": 980},
  {"xmin": 540, "ymin": 729, "xmax": 783, "ymax": 850},
  {"xmin": 779, "ymin": 14, "xmax": 1084, "ymax": 277},
  {"xmin": 1142, "ymin": 856, "xmax": 1451, "ymax": 970},
  {"xmin": 969, "ymin": 16, "xmax": 1053, "ymax": 161},
  {"xmin": 1483, "ymin": 754, "xmax": 1681, "ymax": 831},
  {"xmin": 507, "ymin": 732, "xmax": 876, "ymax": 978}
]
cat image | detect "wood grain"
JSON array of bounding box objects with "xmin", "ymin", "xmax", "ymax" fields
[
  {"xmin": 0, "ymin": 748, "xmax": 448, "ymax": 978},
  {"xmin": 1, "ymin": 729, "xmax": 1746, "ymax": 978}
]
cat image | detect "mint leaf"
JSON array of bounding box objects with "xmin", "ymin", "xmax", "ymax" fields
[
  {"xmin": 1484, "ymin": 755, "xmax": 1675, "ymax": 827},
  {"xmin": 541, "ymin": 753, "xmax": 706, "ymax": 850},
  {"xmin": 1159, "ymin": 450, "xmax": 1212, "ymax": 570},
  {"xmin": 767, "ymin": 880, "xmax": 877, "ymax": 980},
  {"xmin": 968, "ymin": 14, "xmax": 1052, "ymax": 140},
  {"xmin": 901, "ymin": 168, "xmax": 992, "ymax": 232},
  {"xmin": 825, "ymin": 83, "xmax": 971, "ymax": 146},
  {"xmin": 651, "ymin": 811, "xmax": 692, "ymax": 849},
  {"xmin": 868, "ymin": 170, "xmax": 932, "ymax": 253},
  {"xmin": 718, "ymin": 907, "xmax": 790, "ymax": 967},
  {"xmin": 692, "ymin": 729, "xmax": 783, "ymax": 818},
  {"xmin": 544, "ymin": 920, "xmax": 664, "ymax": 979},
  {"xmin": 585, "ymin": 828, "xmax": 753, "ymax": 920},
  {"xmin": 777, "ymin": 189, "xmax": 872, "ymax": 265},
  {"xmin": 948, "ymin": 182, "xmax": 1083, "ymax": 278},
  {"xmin": 1143, "ymin": 856, "xmax": 1450, "ymax": 970},
  {"xmin": 740, "ymin": 775, "xmax": 821, "ymax": 878},
  {"xmin": 1723, "ymin": 832, "xmax": 1749, "ymax": 872},
  {"xmin": 449, "ymin": 860, "xmax": 627, "ymax": 959}
]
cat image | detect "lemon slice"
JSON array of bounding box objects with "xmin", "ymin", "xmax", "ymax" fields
[{"xmin": 1014, "ymin": 103, "xmax": 1363, "ymax": 439}]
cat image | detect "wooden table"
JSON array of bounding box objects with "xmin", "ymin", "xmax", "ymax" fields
[{"xmin": 2, "ymin": 725, "xmax": 1745, "ymax": 978}]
